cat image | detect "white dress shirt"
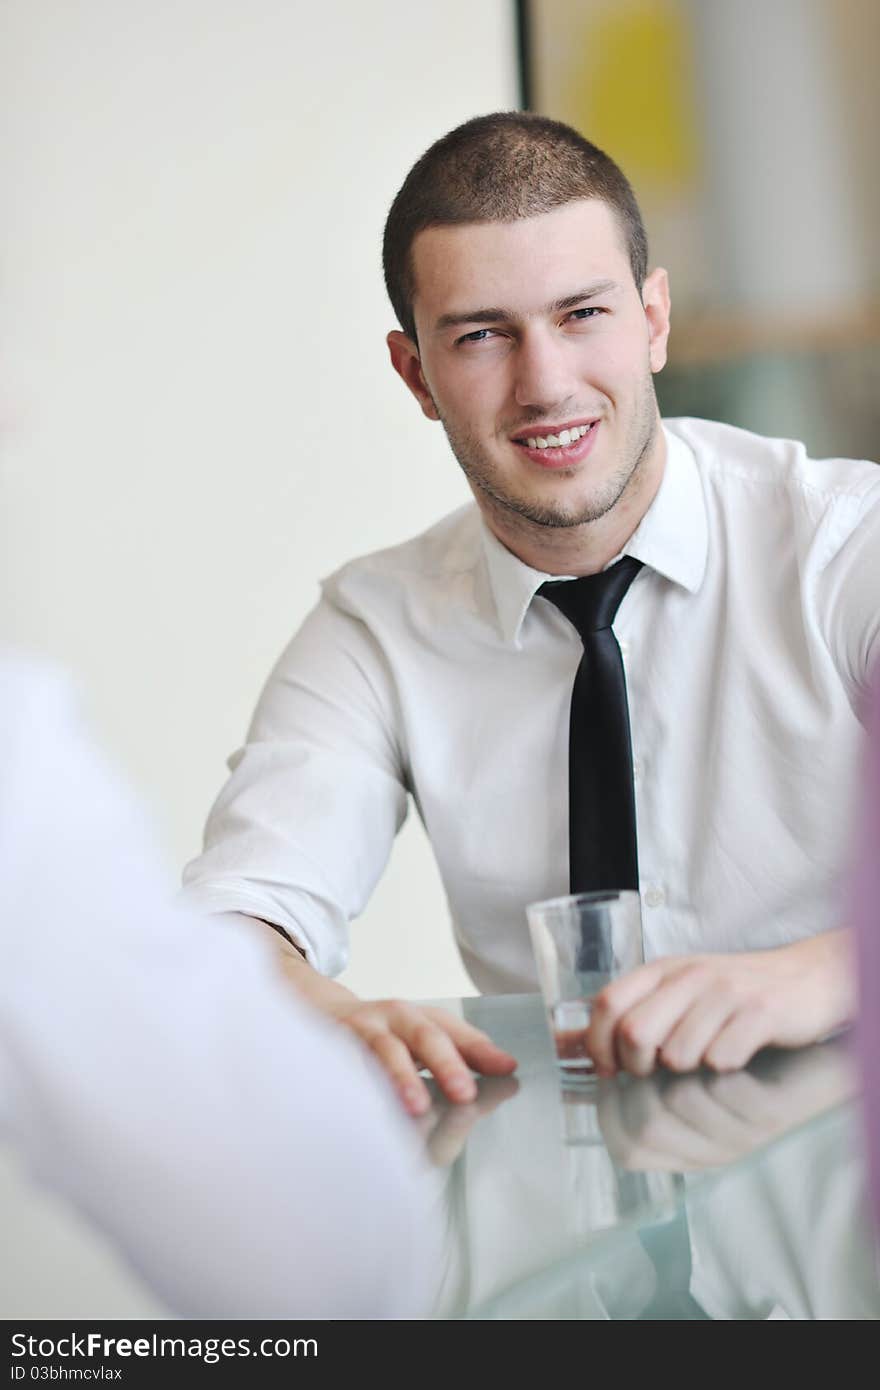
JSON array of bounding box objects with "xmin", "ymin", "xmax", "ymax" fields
[
  {"xmin": 183, "ymin": 418, "xmax": 880, "ymax": 993},
  {"xmin": 0, "ymin": 652, "xmax": 435, "ymax": 1318}
]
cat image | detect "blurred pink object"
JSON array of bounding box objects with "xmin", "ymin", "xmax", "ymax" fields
[{"xmin": 856, "ymin": 670, "xmax": 880, "ymax": 1232}]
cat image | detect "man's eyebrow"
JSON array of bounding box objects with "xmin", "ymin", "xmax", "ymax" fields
[
  {"xmin": 433, "ymin": 281, "xmax": 622, "ymax": 333},
  {"xmin": 433, "ymin": 306, "xmax": 513, "ymax": 332},
  {"xmin": 550, "ymin": 281, "xmax": 621, "ymax": 312}
]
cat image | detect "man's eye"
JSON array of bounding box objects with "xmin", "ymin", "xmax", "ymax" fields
[
  {"xmin": 567, "ymin": 307, "xmax": 603, "ymax": 322},
  {"xmin": 456, "ymin": 328, "xmax": 497, "ymax": 345}
]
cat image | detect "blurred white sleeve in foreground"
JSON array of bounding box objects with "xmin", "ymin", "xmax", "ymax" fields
[{"xmin": 0, "ymin": 651, "xmax": 437, "ymax": 1319}]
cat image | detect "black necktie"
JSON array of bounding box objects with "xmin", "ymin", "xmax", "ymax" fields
[{"xmin": 539, "ymin": 556, "xmax": 643, "ymax": 893}]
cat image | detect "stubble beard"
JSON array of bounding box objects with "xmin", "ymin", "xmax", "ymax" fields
[{"xmin": 435, "ymin": 371, "xmax": 660, "ymax": 532}]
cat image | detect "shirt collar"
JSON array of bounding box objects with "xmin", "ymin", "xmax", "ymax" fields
[{"xmin": 479, "ymin": 424, "xmax": 708, "ymax": 647}]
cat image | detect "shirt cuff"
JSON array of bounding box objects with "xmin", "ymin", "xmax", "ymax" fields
[{"xmin": 217, "ymin": 911, "xmax": 308, "ymax": 959}]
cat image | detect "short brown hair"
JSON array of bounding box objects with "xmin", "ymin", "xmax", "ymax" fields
[{"xmin": 383, "ymin": 111, "xmax": 648, "ymax": 342}]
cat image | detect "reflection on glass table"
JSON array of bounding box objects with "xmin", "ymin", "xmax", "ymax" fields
[{"xmin": 420, "ymin": 995, "xmax": 878, "ymax": 1320}]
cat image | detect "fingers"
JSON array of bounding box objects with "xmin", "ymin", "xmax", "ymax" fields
[
  {"xmin": 357, "ymin": 1007, "xmax": 476, "ymax": 1113},
  {"xmin": 361, "ymin": 1028, "xmax": 434, "ymax": 1115},
  {"xmin": 656, "ymin": 984, "xmax": 739, "ymax": 1073},
  {"xmin": 343, "ymin": 1002, "xmax": 517, "ymax": 1116},
  {"xmin": 588, "ymin": 957, "xmax": 783, "ymax": 1080},
  {"xmin": 587, "ymin": 959, "xmax": 679, "ymax": 1075},
  {"xmin": 615, "ymin": 967, "xmax": 726, "ymax": 1076},
  {"xmin": 701, "ymin": 1003, "xmax": 778, "ymax": 1073},
  {"xmin": 421, "ymin": 1009, "xmax": 518, "ymax": 1077}
]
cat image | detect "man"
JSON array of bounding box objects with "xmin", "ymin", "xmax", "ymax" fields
[
  {"xmin": 1, "ymin": 652, "xmax": 435, "ymax": 1317},
  {"xmin": 184, "ymin": 112, "xmax": 877, "ymax": 1114}
]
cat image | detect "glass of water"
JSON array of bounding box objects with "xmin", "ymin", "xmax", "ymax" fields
[{"xmin": 526, "ymin": 891, "xmax": 644, "ymax": 1085}]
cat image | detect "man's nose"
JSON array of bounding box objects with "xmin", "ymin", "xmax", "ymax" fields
[{"xmin": 513, "ymin": 329, "xmax": 576, "ymax": 410}]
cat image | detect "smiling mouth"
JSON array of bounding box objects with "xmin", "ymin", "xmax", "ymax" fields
[{"xmin": 512, "ymin": 422, "xmax": 596, "ymax": 450}]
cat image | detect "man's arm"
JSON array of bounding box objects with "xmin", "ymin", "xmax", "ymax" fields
[
  {"xmin": 588, "ymin": 477, "xmax": 878, "ymax": 1079},
  {"xmin": 586, "ymin": 928, "xmax": 855, "ymax": 1078},
  {"xmin": 183, "ymin": 589, "xmax": 410, "ymax": 982},
  {"xmin": 230, "ymin": 913, "xmax": 516, "ymax": 1115},
  {"xmin": 186, "ymin": 591, "xmax": 517, "ymax": 1111}
]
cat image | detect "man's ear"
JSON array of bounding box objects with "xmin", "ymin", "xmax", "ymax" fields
[
  {"xmin": 387, "ymin": 331, "xmax": 441, "ymax": 421},
  {"xmin": 642, "ymin": 268, "xmax": 671, "ymax": 374}
]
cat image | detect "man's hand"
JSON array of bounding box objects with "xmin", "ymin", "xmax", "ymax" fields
[
  {"xmin": 587, "ymin": 929, "xmax": 855, "ymax": 1078},
  {"xmin": 238, "ymin": 920, "xmax": 517, "ymax": 1116},
  {"xmin": 328, "ymin": 998, "xmax": 518, "ymax": 1116}
]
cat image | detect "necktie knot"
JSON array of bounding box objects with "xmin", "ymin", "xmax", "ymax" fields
[{"xmin": 539, "ymin": 555, "xmax": 643, "ymax": 640}]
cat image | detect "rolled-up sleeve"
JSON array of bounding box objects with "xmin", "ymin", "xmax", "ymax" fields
[{"xmin": 182, "ymin": 583, "xmax": 409, "ymax": 976}]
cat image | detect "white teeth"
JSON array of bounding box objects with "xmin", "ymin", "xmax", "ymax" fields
[{"xmin": 524, "ymin": 424, "xmax": 593, "ymax": 449}]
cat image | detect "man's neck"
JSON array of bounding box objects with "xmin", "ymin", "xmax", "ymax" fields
[{"xmin": 479, "ymin": 430, "xmax": 667, "ymax": 577}]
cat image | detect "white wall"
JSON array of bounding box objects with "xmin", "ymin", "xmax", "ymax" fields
[{"xmin": 0, "ymin": 0, "xmax": 518, "ymax": 999}]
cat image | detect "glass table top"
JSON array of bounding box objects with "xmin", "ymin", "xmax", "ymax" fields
[{"xmin": 419, "ymin": 994, "xmax": 879, "ymax": 1320}]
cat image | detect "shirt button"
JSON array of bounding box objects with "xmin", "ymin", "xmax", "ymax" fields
[
  {"xmin": 643, "ymin": 885, "xmax": 666, "ymax": 909},
  {"xmin": 619, "ymin": 639, "xmax": 630, "ymax": 658},
  {"xmin": 632, "ymin": 757, "xmax": 642, "ymax": 780}
]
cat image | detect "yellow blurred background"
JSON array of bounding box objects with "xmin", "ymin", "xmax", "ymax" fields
[{"xmin": 522, "ymin": 0, "xmax": 880, "ymax": 459}]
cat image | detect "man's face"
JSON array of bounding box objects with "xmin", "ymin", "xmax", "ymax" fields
[{"xmin": 388, "ymin": 199, "xmax": 671, "ymax": 532}]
